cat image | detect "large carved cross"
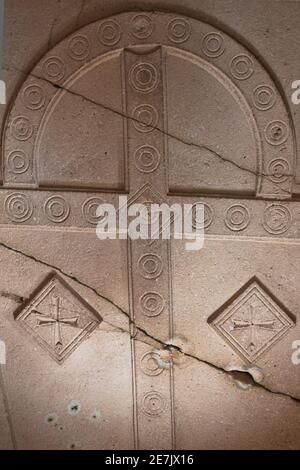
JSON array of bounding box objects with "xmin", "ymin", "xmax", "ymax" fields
[
  {"xmin": 232, "ymin": 304, "xmax": 276, "ymax": 352},
  {"xmin": 2, "ymin": 12, "xmax": 296, "ymax": 451},
  {"xmin": 34, "ymin": 294, "xmax": 79, "ymax": 352}
]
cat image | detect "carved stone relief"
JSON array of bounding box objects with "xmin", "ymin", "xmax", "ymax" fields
[{"xmin": 0, "ymin": 5, "xmax": 299, "ymax": 450}]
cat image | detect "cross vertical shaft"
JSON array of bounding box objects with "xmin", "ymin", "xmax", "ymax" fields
[{"xmin": 124, "ymin": 46, "xmax": 175, "ymax": 450}]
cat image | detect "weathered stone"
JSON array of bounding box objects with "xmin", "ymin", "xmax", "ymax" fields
[{"xmin": 0, "ymin": 1, "xmax": 299, "ymax": 450}]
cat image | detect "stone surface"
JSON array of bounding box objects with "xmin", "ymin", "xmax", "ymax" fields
[{"xmin": 0, "ymin": 0, "xmax": 299, "ymax": 450}]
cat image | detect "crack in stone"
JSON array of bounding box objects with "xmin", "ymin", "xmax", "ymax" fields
[
  {"xmin": 0, "ymin": 240, "xmax": 161, "ymax": 347},
  {"xmin": 76, "ymin": 0, "xmax": 86, "ymax": 29},
  {"xmin": 48, "ymin": 19, "xmax": 58, "ymax": 52},
  {"xmin": 1, "ymin": 64, "xmax": 298, "ymax": 403},
  {"xmin": 0, "ymin": 240, "xmax": 299, "ymax": 407},
  {"xmin": 0, "ymin": 291, "xmax": 26, "ymax": 304},
  {"xmin": 172, "ymin": 348, "xmax": 300, "ymax": 406},
  {"xmin": 3, "ymin": 64, "xmax": 293, "ymax": 196}
]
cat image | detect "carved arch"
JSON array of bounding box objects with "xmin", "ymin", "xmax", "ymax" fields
[{"xmin": 2, "ymin": 11, "xmax": 295, "ymax": 199}]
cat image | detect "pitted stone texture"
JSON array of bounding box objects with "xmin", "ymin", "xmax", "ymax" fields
[{"xmin": 1, "ymin": 1, "xmax": 300, "ymax": 451}]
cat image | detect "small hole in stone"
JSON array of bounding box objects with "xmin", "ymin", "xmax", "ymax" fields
[
  {"xmin": 68, "ymin": 400, "xmax": 81, "ymax": 416},
  {"xmin": 226, "ymin": 365, "xmax": 264, "ymax": 390},
  {"xmin": 90, "ymin": 409, "xmax": 101, "ymax": 421},
  {"xmin": 45, "ymin": 413, "xmax": 58, "ymax": 425}
]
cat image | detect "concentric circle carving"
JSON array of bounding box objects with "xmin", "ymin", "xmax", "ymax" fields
[
  {"xmin": 263, "ymin": 204, "xmax": 291, "ymax": 235},
  {"xmin": 82, "ymin": 197, "xmax": 105, "ymax": 225},
  {"xmin": 253, "ymin": 85, "xmax": 276, "ymax": 111},
  {"xmin": 167, "ymin": 18, "xmax": 191, "ymax": 43},
  {"xmin": 225, "ymin": 204, "xmax": 250, "ymax": 232},
  {"xmin": 202, "ymin": 32, "xmax": 225, "ymax": 58},
  {"xmin": 98, "ymin": 20, "xmax": 121, "ymax": 46},
  {"xmin": 140, "ymin": 351, "xmax": 163, "ymax": 376},
  {"xmin": 131, "ymin": 14, "xmax": 153, "ymax": 39},
  {"xmin": 134, "ymin": 145, "xmax": 161, "ymax": 173},
  {"xmin": 3, "ymin": 11, "xmax": 294, "ymax": 209},
  {"xmin": 138, "ymin": 254, "xmax": 163, "ymax": 279},
  {"xmin": 141, "ymin": 391, "xmax": 167, "ymax": 417},
  {"xmin": 230, "ymin": 54, "xmax": 254, "ymax": 80},
  {"xmin": 132, "ymin": 104, "xmax": 158, "ymax": 133},
  {"xmin": 264, "ymin": 120, "xmax": 289, "ymax": 146},
  {"xmin": 68, "ymin": 35, "xmax": 90, "ymax": 61},
  {"xmin": 10, "ymin": 116, "xmax": 33, "ymax": 141},
  {"xmin": 22, "ymin": 84, "xmax": 45, "ymax": 110},
  {"xmin": 191, "ymin": 203, "xmax": 214, "ymax": 229},
  {"xmin": 5, "ymin": 193, "xmax": 33, "ymax": 223},
  {"xmin": 140, "ymin": 291, "xmax": 165, "ymax": 317},
  {"xmin": 7, "ymin": 150, "xmax": 29, "ymax": 174},
  {"xmin": 44, "ymin": 196, "xmax": 70, "ymax": 223},
  {"xmin": 268, "ymin": 158, "xmax": 290, "ymax": 183},
  {"xmin": 42, "ymin": 57, "xmax": 65, "ymax": 82},
  {"xmin": 129, "ymin": 62, "xmax": 159, "ymax": 94}
]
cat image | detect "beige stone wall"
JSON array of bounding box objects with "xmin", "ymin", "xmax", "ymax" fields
[{"xmin": 0, "ymin": 1, "xmax": 299, "ymax": 450}]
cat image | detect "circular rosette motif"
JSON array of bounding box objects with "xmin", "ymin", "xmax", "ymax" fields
[
  {"xmin": 22, "ymin": 84, "xmax": 45, "ymax": 110},
  {"xmin": 140, "ymin": 291, "xmax": 165, "ymax": 317},
  {"xmin": 167, "ymin": 18, "xmax": 191, "ymax": 43},
  {"xmin": 129, "ymin": 62, "xmax": 159, "ymax": 94},
  {"xmin": 253, "ymin": 85, "xmax": 276, "ymax": 111},
  {"xmin": 42, "ymin": 57, "xmax": 65, "ymax": 82},
  {"xmin": 268, "ymin": 159, "xmax": 290, "ymax": 183},
  {"xmin": 141, "ymin": 391, "xmax": 167, "ymax": 417},
  {"xmin": 230, "ymin": 54, "xmax": 254, "ymax": 80},
  {"xmin": 98, "ymin": 20, "xmax": 122, "ymax": 46},
  {"xmin": 263, "ymin": 204, "xmax": 292, "ymax": 235},
  {"xmin": 140, "ymin": 351, "xmax": 164, "ymax": 376},
  {"xmin": 138, "ymin": 253, "xmax": 163, "ymax": 279},
  {"xmin": 68, "ymin": 35, "xmax": 90, "ymax": 61},
  {"xmin": 44, "ymin": 196, "xmax": 70, "ymax": 223},
  {"xmin": 264, "ymin": 121, "xmax": 289, "ymax": 146},
  {"xmin": 131, "ymin": 14, "xmax": 153, "ymax": 39},
  {"xmin": 225, "ymin": 204, "xmax": 250, "ymax": 232},
  {"xmin": 7, "ymin": 150, "xmax": 30, "ymax": 175},
  {"xmin": 5, "ymin": 193, "xmax": 33, "ymax": 223},
  {"xmin": 82, "ymin": 198, "xmax": 106, "ymax": 225},
  {"xmin": 132, "ymin": 104, "xmax": 159, "ymax": 133},
  {"xmin": 134, "ymin": 145, "xmax": 161, "ymax": 173},
  {"xmin": 10, "ymin": 116, "xmax": 33, "ymax": 141},
  {"xmin": 191, "ymin": 203, "xmax": 214, "ymax": 229},
  {"xmin": 202, "ymin": 32, "xmax": 225, "ymax": 58}
]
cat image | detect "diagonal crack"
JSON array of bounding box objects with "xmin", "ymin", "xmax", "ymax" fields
[
  {"xmin": 0, "ymin": 291, "xmax": 26, "ymax": 304},
  {"xmin": 175, "ymin": 348, "xmax": 300, "ymax": 406},
  {"xmin": 0, "ymin": 239, "xmax": 163, "ymax": 347},
  {"xmin": 48, "ymin": 19, "xmax": 58, "ymax": 52},
  {"xmin": 3, "ymin": 64, "xmax": 293, "ymax": 196},
  {"xmin": 76, "ymin": 0, "xmax": 86, "ymax": 29},
  {"xmin": 0, "ymin": 240, "xmax": 299, "ymax": 407}
]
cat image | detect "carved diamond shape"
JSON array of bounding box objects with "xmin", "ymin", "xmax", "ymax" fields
[
  {"xmin": 209, "ymin": 278, "xmax": 295, "ymax": 362},
  {"xmin": 16, "ymin": 274, "xmax": 101, "ymax": 363}
]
